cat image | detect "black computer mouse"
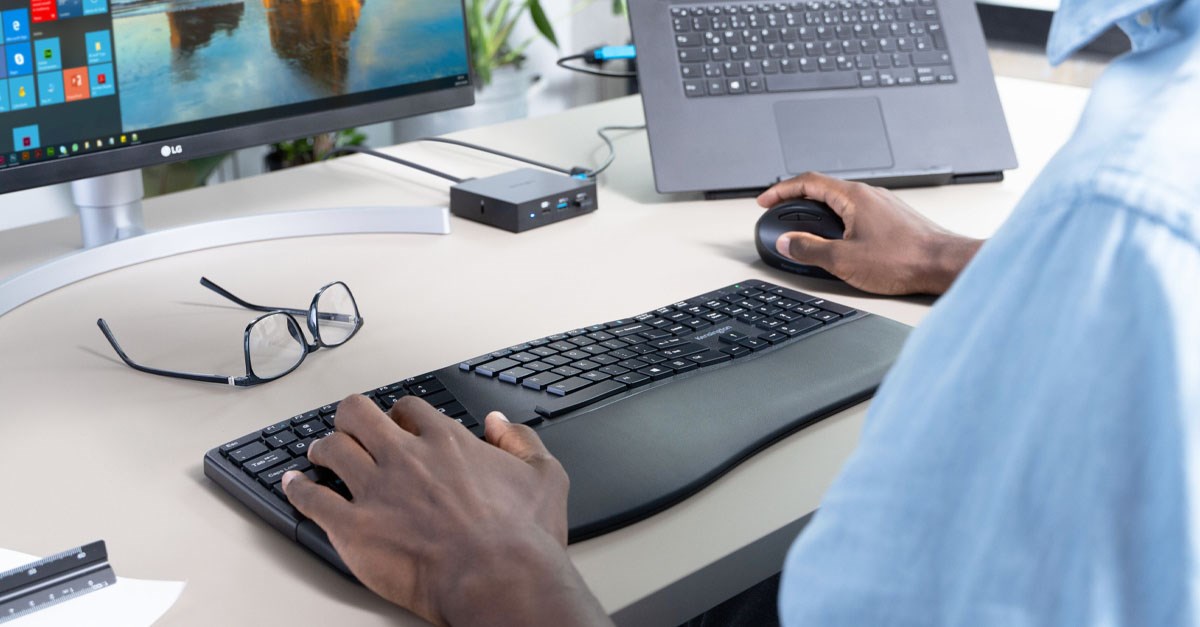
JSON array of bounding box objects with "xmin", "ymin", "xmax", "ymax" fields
[{"xmin": 755, "ymin": 200, "xmax": 845, "ymax": 280}]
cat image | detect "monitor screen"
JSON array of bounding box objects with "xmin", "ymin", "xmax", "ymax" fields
[{"xmin": 0, "ymin": 0, "xmax": 473, "ymax": 191}]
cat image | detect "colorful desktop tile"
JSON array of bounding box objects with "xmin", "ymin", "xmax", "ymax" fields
[
  {"xmin": 12, "ymin": 124, "xmax": 40, "ymax": 151},
  {"xmin": 30, "ymin": 0, "xmax": 57, "ymax": 23},
  {"xmin": 0, "ymin": 45, "xmax": 6, "ymax": 79},
  {"xmin": 6, "ymin": 42, "xmax": 31, "ymax": 77},
  {"xmin": 35, "ymin": 38, "xmax": 61, "ymax": 73},
  {"xmin": 37, "ymin": 69, "xmax": 63, "ymax": 105},
  {"xmin": 57, "ymin": 0, "xmax": 82, "ymax": 19},
  {"xmin": 88, "ymin": 62, "xmax": 114, "ymax": 96},
  {"xmin": 62, "ymin": 66, "xmax": 88, "ymax": 100},
  {"xmin": 0, "ymin": 79, "xmax": 8, "ymax": 112},
  {"xmin": 3, "ymin": 9, "xmax": 30, "ymax": 44},
  {"xmin": 81, "ymin": 0, "xmax": 107, "ymax": 17},
  {"xmin": 8, "ymin": 75, "xmax": 34, "ymax": 110},
  {"xmin": 85, "ymin": 30, "xmax": 111, "ymax": 65}
]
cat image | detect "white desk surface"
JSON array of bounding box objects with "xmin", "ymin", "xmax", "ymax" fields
[{"xmin": 0, "ymin": 76, "xmax": 1088, "ymax": 626}]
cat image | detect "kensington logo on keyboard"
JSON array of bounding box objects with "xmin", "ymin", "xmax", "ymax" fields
[{"xmin": 694, "ymin": 325, "xmax": 735, "ymax": 341}]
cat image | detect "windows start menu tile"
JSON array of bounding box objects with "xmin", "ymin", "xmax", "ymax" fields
[{"xmin": 0, "ymin": 0, "xmax": 121, "ymax": 167}]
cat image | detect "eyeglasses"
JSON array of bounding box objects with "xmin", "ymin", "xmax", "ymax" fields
[{"xmin": 97, "ymin": 277, "xmax": 363, "ymax": 387}]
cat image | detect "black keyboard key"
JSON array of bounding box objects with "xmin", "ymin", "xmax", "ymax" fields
[
  {"xmin": 259, "ymin": 457, "xmax": 312, "ymax": 486},
  {"xmin": 811, "ymin": 311, "xmax": 840, "ymax": 322},
  {"xmin": 244, "ymin": 449, "xmax": 291, "ymax": 474},
  {"xmin": 760, "ymin": 331, "xmax": 789, "ymax": 344},
  {"xmin": 522, "ymin": 373, "xmax": 564, "ymax": 391},
  {"xmin": 376, "ymin": 392, "xmax": 407, "ymax": 411},
  {"xmin": 581, "ymin": 371, "xmax": 612, "ymax": 382},
  {"xmin": 508, "ymin": 351, "xmax": 539, "ymax": 363},
  {"xmin": 409, "ymin": 380, "xmax": 446, "ymax": 396},
  {"xmin": 618, "ymin": 358, "xmax": 649, "ymax": 370},
  {"xmin": 562, "ymin": 350, "xmax": 590, "ymax": 361},
  {"xmin": 525, "ymin": 360, "xmax": 553, "ymax": 372},
  {"xmin": 739, "ymin": 337, "xmax": 770, "ymax": 351},
  {"xmin": 720, "ymin": 345, "xmax": 752, "ymax": 358},
  {"xmin": 638, "ymin": 365, "xmax": 673, "ymax": 381},
  {"xmin": 264, "ymin": 431, "xmax": 298, "ymax": 449},
  {"xmin": 688, "ymin": 350, "xmax": 732, "ymax": 367},
  {"xmin": 543, "ymin": 354, "xmax": 573, "ymax": 367},
  {"xmin": 611, "ymin": 323, "xmax": 653, "ymax": 337},
  {"xmin": 476, "ymin": 358, "xmax": 519, "ymax": 378},
  {"xmin": 291, "ymin": 410, "xmax": 319, "ymax": 425},
  {"xmin": 809, "ymin": 299, "xmax": 857, "ymax": 316},
  {"xmin": 261, "ymin": 420, "xmax": 291, "ymax": 437},
  {"xmin": 548, "ymin": 341, "xmax": 576, "ymax": 352},
  {"xmin": 614, "ymin": 372, "xmax": 652, "ymax": 388},
  {"xmin": 436, "ymin": 401, "xmax": 468, "ymax": 418},
  {"xmin": 499, "ymin": 367, "xmax": 535, "ymax": 384},
  {"xmin": 547, "ymin": 377, "xmax": 595, "ymax": 396},
  {"xmin": 287, "ymin": 439, "xmax": 313, "ymax": 456},
  {"xmin": 536, "ymin": 380, "xmax": 627, "ymax": 418},
  {"xmin": 779, "ymin": 318, "xmax": 824, "ymax": 336},
  {"xmin": 665, "ymin": 359, "xmax": 699, "ymax": 374},
  {"xmin": 319, "ymin": 403, "xmax": 338, "ymax": 415},
  {"xmin": 452, "ymin": 413, "xmax": 480, "ymax": 429},
  {"xmin": 581, "ymin": 344, "xmax": 609, "ymax": 356},
  {"xmin": 295, "ymin": 420, "xmax": 325, "ymax": 437},
  {"xmin": 229, "ymin": 442, "xmax": 268, "ymax": 464},
  {"xmin": 718, "ymin": 331, "xmax": 749, "ymax": 344},
  {"xmin": 590, "ymin": 354, "xmax": 619, "ymax": 365},
  {"xmin": 552, "ymin": 365, "xmax": 583, "ymax": 378},
  {"xmin": 458, "ymin": 355, "xmax": 493, "ymax": 372},
  {"xmin": 423, "ymin": 390, "xmax": 455, "ymax": 408},
  {"xmin": 598, "ymin": 365, "xmax": 630, "ymax": 376},
  {"xmin": 659, "ymin": 343, "xmax": 708, "ymax": 359},
  {"xmin": 570, "ymin": 359, "xmax": 602, "ymax": 371}
]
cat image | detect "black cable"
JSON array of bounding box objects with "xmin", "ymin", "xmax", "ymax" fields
[
  {"xmin": 416, "ymin": 137, "xmax": 574, "ymax": 177},
  {"xmin": 588, "ymin": 125, "xmax": 646, "ymax": 178},
  {"xmin": 556, "ymin": 54, "xmax": 638, "ymax": 79},
  {"xmin": 324, "ymin": 145, "xmax": 464, "ymax": 183}
]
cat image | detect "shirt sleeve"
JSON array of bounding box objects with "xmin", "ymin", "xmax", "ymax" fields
[{"xmin": 778, "ymin": 185, "xmax": 1200, "ymax": 626}]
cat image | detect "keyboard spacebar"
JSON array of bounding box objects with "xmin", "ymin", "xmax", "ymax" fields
[
  {"xmin": 535, "ymin": 380, "xmax": 627, "ymax": 419},
  {"xmin": 766, "ymin": 73, "xmax": 859, "ymax": 93}
]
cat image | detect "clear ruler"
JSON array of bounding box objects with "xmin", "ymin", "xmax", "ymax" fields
[{"xmin": 0, "ymin": 541, "xmax": 116, "ymax": 624}]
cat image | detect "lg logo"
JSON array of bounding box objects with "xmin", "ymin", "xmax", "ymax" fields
[{"xmin": 160, "ymin": 145, "xmax": 183, "ymax": 158}]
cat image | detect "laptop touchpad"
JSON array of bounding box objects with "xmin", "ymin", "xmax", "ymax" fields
[{"xmin": 773, "ymin": 97, "xmax": 894, "ymax": 174}]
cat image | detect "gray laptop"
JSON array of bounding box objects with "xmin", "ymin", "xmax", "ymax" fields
[{"xmin": 629, "ymin": 0, "xmax": 1017, "ymax": 196}]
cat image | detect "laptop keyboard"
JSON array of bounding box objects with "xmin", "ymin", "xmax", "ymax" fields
[{"xmin": 673, "ymin": 0, "xmax": 955, "ymax": 97}]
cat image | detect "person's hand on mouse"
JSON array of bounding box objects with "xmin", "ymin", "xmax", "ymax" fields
[
  {"xmin": 282, "ymin": 395, "xmax": 612, "ymax": 627},
  {"xmin": 758, "ymin": 172, "xmax": 983, "ymax": 296}
]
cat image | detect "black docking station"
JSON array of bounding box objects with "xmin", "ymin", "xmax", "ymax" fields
[{"xmin": 449, "ymin": 168, "xmax": 597, "ymax": 233}]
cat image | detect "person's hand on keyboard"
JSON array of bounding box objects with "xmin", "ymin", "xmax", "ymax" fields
[
  {"xmin": 281, "ymin": 395, "xmax": 612, "ymax": 627},
  {"xmin": 757, "ymin": 172, "xmax": 984, "ymax": 295}
]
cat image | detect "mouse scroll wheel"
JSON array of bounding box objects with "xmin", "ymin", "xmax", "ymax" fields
[{"xmin": 780, "ymin": 211, "xmax": 820, "ymax": 222}]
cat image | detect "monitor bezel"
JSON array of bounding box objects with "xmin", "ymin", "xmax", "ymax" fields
[{"xmin": 1, "ymin": 1, "xmax": 477, "ymax": 195}]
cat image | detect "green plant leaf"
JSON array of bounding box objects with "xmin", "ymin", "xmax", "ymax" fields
[
  {"xmin": 611, "ymin": 0, "xmax": 626, "ymax": 15},
  {"xmin": 527, "ymin": 0, "xmax": 558, "ymax": 48}
]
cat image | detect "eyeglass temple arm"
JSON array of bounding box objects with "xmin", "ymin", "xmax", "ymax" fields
[
  {"xmin": 199, "ymin": 277, "xmax": 308, "ymax": 317},
  {"xmin": 97, "ymin": 319, "xmax": 249, "ymax": 387}
]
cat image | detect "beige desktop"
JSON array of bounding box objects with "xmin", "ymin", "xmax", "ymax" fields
[{"xmin": 0, "ymin": 77, "xmax": 1088, "ymax": 625}]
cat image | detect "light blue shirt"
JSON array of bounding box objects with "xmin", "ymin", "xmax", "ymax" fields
[{"xmin": 779, "ymin": 0, "xmax": 1200, "ymax": 624}]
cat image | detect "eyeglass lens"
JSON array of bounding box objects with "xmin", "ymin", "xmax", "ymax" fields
[
  {"xmin": 248, "ymin": 312, "xmax": 307, "ymax": 379},
  {"xmin": 315, "ymin": 283, "xmax": 358, "ymax": 347}
]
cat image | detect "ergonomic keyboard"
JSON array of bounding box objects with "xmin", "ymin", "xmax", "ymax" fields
[
  {"xmin": 673, "ymin": 0, "xmax": 955, "ymax": 98},
  {"xmin": 204, "ymin": 279, "xmax": 910, "ymax": 574}
]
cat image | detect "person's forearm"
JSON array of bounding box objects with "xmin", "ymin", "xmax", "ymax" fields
[
  {"xmin": 446, "ymin": 533, "xmax": 613, "ymax": 627},
  {"xmin": 920, "ymin": 234, "xmax": 984, "ymax": 295}
]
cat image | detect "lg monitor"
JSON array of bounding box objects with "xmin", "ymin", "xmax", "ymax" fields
[{"xmin": 0, "ymin": 0, "xmax": 475, "ymax": 315}]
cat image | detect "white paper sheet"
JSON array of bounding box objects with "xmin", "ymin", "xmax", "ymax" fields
[{"xmin": 0, "ymin": 547, "xmax": 185, "ymax": 627}]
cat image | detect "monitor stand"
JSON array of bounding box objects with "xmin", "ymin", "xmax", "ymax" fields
[{"xmin": 0, "ymin": 170, "xmax": 451, "ymax": 317}]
